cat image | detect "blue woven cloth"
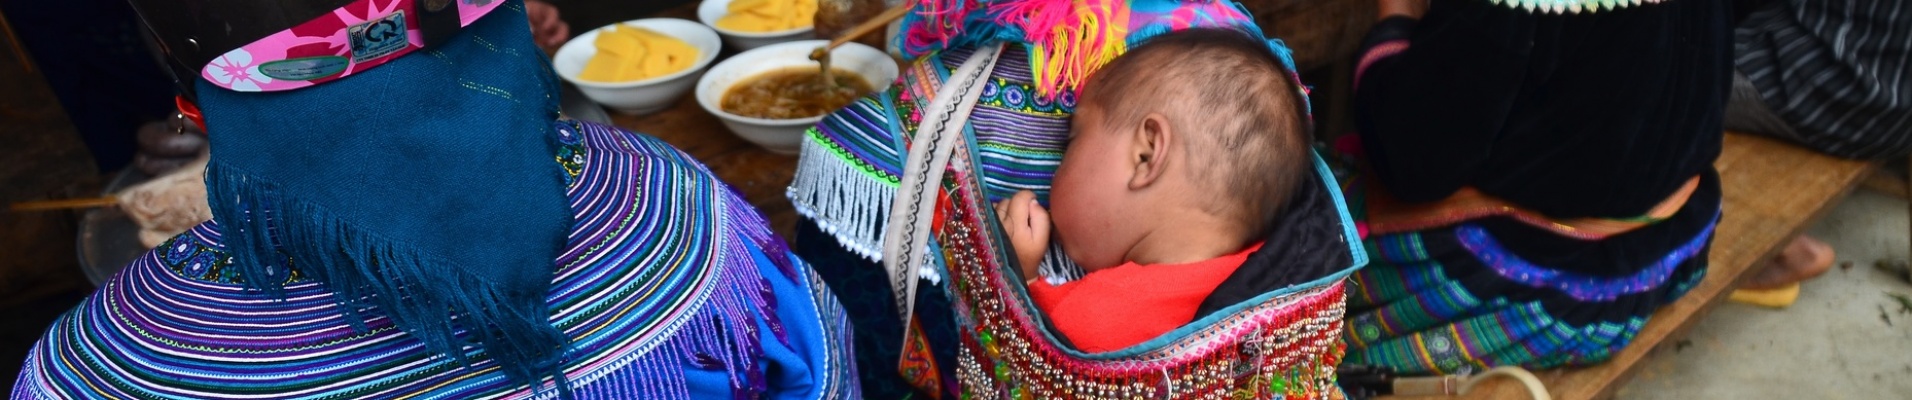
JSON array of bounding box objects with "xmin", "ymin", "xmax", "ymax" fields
[{"xmin": 194, "ymin": 0, "xmax": 573, "ymax": 389}]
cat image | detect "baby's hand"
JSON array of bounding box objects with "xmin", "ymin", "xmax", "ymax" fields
[{"xmin": 993, "ymin": 190, "xmax": 1051, "ymax": 281}]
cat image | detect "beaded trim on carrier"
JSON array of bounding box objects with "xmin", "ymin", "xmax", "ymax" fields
[
  {"xmin": 1486, "ymin": 0, "xmax": 1669, "ymax": 14},
  {"xmin": 933, "ymin": 146, "xmax": 1349, "ymax": 399}
]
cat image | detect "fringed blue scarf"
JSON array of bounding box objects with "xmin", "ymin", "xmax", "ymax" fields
[{"xmin": 195, "ymin": 1, "xmax": 574, "ymax": 392}]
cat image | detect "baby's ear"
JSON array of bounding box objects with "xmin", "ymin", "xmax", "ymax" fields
[{"xmin": 1129, "ymin": 113, "xmax": 1173, "ymax": 190}]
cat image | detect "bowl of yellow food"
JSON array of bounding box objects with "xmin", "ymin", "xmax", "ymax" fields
[
  {"xmin": 697, "ymin": 0, "xmax": 817, "ymax": 50},
  {"xmin": 696, "ymin": 40, "xmax": 897, "ymax": 154},
  {"xmin": 553, "ymin": 18, "xmax": 720, "ymax": 115}
]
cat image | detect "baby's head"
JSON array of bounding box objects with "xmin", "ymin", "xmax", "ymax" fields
[{"xmin": 1049, "ymin": 28, "xmax": 1311, "ymax": 270}]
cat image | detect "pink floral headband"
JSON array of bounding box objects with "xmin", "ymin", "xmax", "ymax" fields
[{"xmin": 201, "ymin": 0, "xmax": 505, "ymax": 92}]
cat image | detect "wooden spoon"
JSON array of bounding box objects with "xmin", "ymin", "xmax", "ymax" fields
[
  {"xmin": 10, "ymin": 196, "xmax": 118, "ymax": 212},
  {"xmin": 808, "ymin": 3, "xmax": 913, "ymax": 86}
]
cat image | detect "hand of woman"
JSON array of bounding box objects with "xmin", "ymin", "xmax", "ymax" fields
[
  {"xmin": 1378, "ymin": 0, "xmax": 1428, "ymax": 20},
  {"xmin": 526, "ymin": 0, "xmax": 570, "ymax": 50}
]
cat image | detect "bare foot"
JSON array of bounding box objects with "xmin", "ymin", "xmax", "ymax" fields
[{"xmin": 1742, "ymin": 235, "xmax": 1835, "ymax": 290}]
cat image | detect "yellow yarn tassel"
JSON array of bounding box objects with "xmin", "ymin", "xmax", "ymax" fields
[{"xmin": 1026, "ymin": 0, "xmax": 1128, "ymax": 97}]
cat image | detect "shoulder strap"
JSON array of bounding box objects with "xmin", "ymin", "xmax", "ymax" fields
[{"xmin": 881, "ymin": 42, "xmax": 1006, "ymax": 357}]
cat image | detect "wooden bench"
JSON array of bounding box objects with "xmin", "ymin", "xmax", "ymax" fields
[{"xmin": 1384, "ymin": 132, "xmax": 1876, "ymax": 400}]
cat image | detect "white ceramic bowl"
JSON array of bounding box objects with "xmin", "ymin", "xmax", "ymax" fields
[
  {"xmin": 697, "ymin": 0, "xmax": 816, "ymax": 50},
  {"xmin": 697, "ymin": 40, "xmax": 898, "ymax": 154},
  {"xmin": 553, "ymin": 18, "xmax": 721, "ymax": 115}
]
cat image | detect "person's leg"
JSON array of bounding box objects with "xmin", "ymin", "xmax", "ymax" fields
[
  {"xmin": 1741, "ymin": 234, "xmax": 1836, "ymax": 290},
  {"xmin": 1720, "ymin": 70, "xmax": 1838, "ymax": 292},
  {"xmin": 1722, "ymin": 70, "xmax": 1802, "ymax": 140}
]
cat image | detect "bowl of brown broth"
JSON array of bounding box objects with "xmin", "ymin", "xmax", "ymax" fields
[{"xmin": 696, "ymin": 40, "xmax": 896, "ymax": 154}]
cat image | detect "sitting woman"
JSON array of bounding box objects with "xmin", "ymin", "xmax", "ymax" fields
[{"xmin": 1342, "ymin": 0, "xmax": 1730, "ymax": 374}]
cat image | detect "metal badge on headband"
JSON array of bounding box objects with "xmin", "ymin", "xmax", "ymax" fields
[{"xmin": 202, "ymin": 0, "xmax": 501, "ymax": 92}]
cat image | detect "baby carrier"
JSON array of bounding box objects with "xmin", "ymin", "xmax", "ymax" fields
[{"xmin": 791, "ymin": 0, "xmax": 1368, "ymax": 397}]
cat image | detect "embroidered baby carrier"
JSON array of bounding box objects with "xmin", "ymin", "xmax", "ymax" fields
[{"xmin": 788, "ymin": 0, "xmax": 1367, "ymax": 397}]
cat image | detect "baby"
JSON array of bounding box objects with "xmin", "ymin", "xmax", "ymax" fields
[{"xmin": 995, "ymin": 28, "xmax": 1313, "ymax": 352}]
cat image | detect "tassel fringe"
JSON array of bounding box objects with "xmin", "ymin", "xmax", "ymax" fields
[
  {"xmin": 205, "ymin": 160, "xmax": 574, "ymax": 397},
  {"xmin": 788, "ymin": 134, "xmax": 897, "ymax": 262},
  {"xmin": 991, "ymin": 0, "xmax": 1129, "ymax": 98},
  {"xmin": 1487, "ymin": 0, "xmax": 1664, "ymax": 14},
  {"xmin": 902, "ymin": 0, "xmax": 979, "ymax": 59}
]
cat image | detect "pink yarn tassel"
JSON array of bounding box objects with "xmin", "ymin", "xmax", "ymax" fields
[
  {"xmin": 992, "ymin": 0, "xmax": 1129, "ymax": 97},
  {"xmin": 903, "ymin": 0, "xmax": 978, "ymax": 57}
]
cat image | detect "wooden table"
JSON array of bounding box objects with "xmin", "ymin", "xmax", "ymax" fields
[{"xmin": 598, "ymin": 4, "xmax": 805, "ymax": 239}]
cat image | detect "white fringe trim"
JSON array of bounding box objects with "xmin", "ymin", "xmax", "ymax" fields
[
  {"xmin": 788, "ymin": 130, "xmax": 1091, "ymax": 284},
  {"xmin": 1487, "ymin": 0, "xmax": 1662, "ymax": 14},
  {"xmin": 788, "ymin": 134, "xmax": 897, "ymax": 262}
]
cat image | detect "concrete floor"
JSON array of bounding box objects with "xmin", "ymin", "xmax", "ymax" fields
[{"xmin": 1617, "ymin": 189, "xmax": 1912, "ymax": 399}]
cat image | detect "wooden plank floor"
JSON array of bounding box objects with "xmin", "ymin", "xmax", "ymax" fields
[{"xmin": 1385, "ymin": 133, "xmax": 1874, "ymax": 400}]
